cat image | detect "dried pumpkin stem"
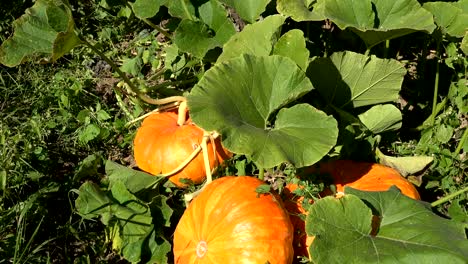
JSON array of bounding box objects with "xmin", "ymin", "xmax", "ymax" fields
[
  {"xmin": 158, "ymin": 132, "xmax": 219, "ymax": 178},
  {"xmin": 159, "ymin": 144, "xmax": 202, "ymax": 177},
  {"xmin": 177, "ymin": 101, "xmax": 188, "ymax": 126},
  {"xmin": 125, "ymin": 101, "xmax": 181, "ymax": 127}
]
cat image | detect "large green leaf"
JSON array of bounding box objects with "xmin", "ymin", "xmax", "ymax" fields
[
  {"xmin": 75, "ymin": 181, "xmax": 172, "ymax": 263},
  {"xmin": 0, "ymin": 0, "xmax": 80, "ymax": 67},
  {"xmin": 272, "ymin": 29, "xmax": 309, "ymax": 70},
  {"xmin": 276, "ymin": 0, "xmax": 325, "ymax": 21},
  {"xmin": 376, "ymin": 150, "xmax": 434, "ymax": 177},
  {"xmin": 105, "ymin": 160, "xmax": 162, "ymax": 193},
  {"xmin": 217, "ymin": 15, "xmax": 286, "ymax": 63},
  {"xmin": 358, "ymin": 104, "xmax": 402, "ymax": 133},
  {"xmin": 75, "ymin": 182, "xmax": 113, "ymax": 220},
  {"xmin": 462, "ymin": 31, "xmax": 468, "ymax": 55},
  {"xmin": 319, "ymin": 0, "xmax": 436, "ymax": 48},
  {"xmin": 307, "ymin": 51, "xmax": 406, "ymax": 108},
  {"xmin": 307, "ymin": 188, "xmax": 468, "ymax": 263},
  {"xmin": 423, "ymin": 1, "xmax": 468, "ymax": 38},
  {"xmin": 174, "ymin": 0, "xmax": 236, "ymax": 58},
  {"xmin": 132, "ymin": 0, "xmax": 167, "ymax": 19},
  {"xmin": 219, "ymin": 0, "xmax": 272, "ymax": 23},
  {"xmin": 188, "ymin": 55, "xmax": 338, "ymax": 168}
]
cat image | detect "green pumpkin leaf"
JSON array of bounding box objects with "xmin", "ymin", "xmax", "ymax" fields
[
  {"xmin": 174, "ymin": 0, "xmax": 236, "ymax": 58},
  {"xmin": 219, "ymin": 0, "xmax": 272, "ymax": 23},
  {"xmin": 188, "ymin": 55, "xmax": 338, "ymax": 168},
  {"xmin": 105, "ymin": 160, "xmax": 162, "ymax": 193},
  {"xmin": 272, "ymin": 29, "xmax": 309, "ymax": 70},
  {"xmin": 307, "ymin": 188, "xmax": 468, "ymax": 263},
  {"xmin": 462, "ymin": 31, "xmax": 468, "ymax": 55},
  {"xmin": 307, "ymin": 51, "xmax": 406, "ymax": 108},
  {"xmin": 167, "ymin": 0, "xmax": 196, "ymax": 20},
  {"xmin": 132, "ymin": 0, "xmax": 167, "ymax": 19},
  {"xmin": 423, "ymin": 1, "xmax": 468, "ymax": 38},
  {"xmin": 319, "ymin": 0, "xmax": 436, "ymax": 48},
  {"xmin": 217, "ymin": 14, "xmax": 286, "ymax": 63},
  {"xmin": 75, "ymin": 180, "xmax": 171, "ymax": 263},
  {"xmin": 376, "ymin": 150, "xmax": 434, "ymax": 177},
  {"xmin": 358, "ymin": 104, "xmax": 402, "ymax": 133},
  {"xmin": 0, "ymin": 0, "xmax": 80, "ymax": 67},
  {"xmin": 276, "ymin": 0, "xmax": 325, "ymax": 21},
  {"xmin": 75, "ymin": 182, "xmax": 113, "ymax": 219}
]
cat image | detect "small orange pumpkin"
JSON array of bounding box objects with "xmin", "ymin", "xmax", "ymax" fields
[
  {"xmin": 173, "ymin": 176, "xmax": 295, "ymax": 264},
  {"xmin": 133, "ymin": 110, "xmax": 231, "ymax": 187},
  {"xmin": 317, "ymin": 160, "xmax": 420, "ymax": 200},
  {"xmin": 283, "ymin": 183, "xmax": 315, "ymax": 262}
]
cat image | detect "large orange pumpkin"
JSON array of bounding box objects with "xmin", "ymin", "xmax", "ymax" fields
[
  {"xmin": 173, "ymin": 176, "xmax": 294, "ymax": 264},
  {"xmin": 316, "ymin": 160, "xmax": 420, "ymax": 200},
  {"xmin": 283, "ymin": 183, "xmax": 315, "ymax": 263},
  {"xmin": 133, "ymin": 111, "xmax": 231, "ymax": 187}
]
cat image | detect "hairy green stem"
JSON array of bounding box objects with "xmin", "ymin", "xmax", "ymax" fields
[
  {"xmin": 384, "ymin": 39, "xmax": 390, "ymax": 58},
  {"xmin": 430, "ymin": 40, "xmax": 441, "ymax": 126},
  {"xmin": 258, "ymin": 167, "xmax": 265, "ymax": 181},
  {"xmin": 454, "ymin": 126, "xmax": 468, "ymax": 155},
  {"xmin": 364, "ymin": 48, "xmax": 371, "ymax": 57},
  {"xmin": 114, "ymin": 87, "xmax": 135, "ymax": 120},
  {"xmin": 431, "ymin": 186, "xmax": 468, "ymax": 207},
  {"xmin": 142, "ymin": 18, "xmax": 172, "ymax": 39}
]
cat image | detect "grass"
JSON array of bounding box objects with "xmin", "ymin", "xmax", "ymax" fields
[{"xmin": 0, "ymin": 47, "xmax": 135, "ymax": 262}]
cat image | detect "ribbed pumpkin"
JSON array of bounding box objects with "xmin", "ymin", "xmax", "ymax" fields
[
  {"xmin": 173, "ymin": 176, "xmax": 294, "ymax": 264},
  {"xmin": 283, "ymin": 183, "xmax": 315, "ymax": 263},
  {"xmin": 317, "ymin": 160, "xmax": 420, "ymax": 200},
  {"xmin": 133, "ymin": 111, "xmax": 231, "ymax": 187}
]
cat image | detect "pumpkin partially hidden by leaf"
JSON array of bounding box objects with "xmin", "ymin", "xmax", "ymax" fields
[
  {"xmin": 283, "ymin": 183, "xmax": 315, "ymax": 262},
  {"xmin": 173, "ymin": 176, "xmax": 295, "ymax": 264},
  {"xmin": 317, "ymin": 160, "xmax": 420, "ymax": 200},
  {"xmin": 133, "ymin": 111, "xmax": 231, "ymax": 187}
]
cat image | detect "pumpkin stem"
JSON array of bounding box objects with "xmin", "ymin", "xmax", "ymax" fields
[
  {"xmin": 177, "ymin": 101, "xmax": 188, "ymax": 126},
  {"xmin": 125, "ymin": 101, "xmax": 181, "ymax": 127},
  {"xmin": 159, "ymin": 144, "xmax": 202, "ymax": 177},
  {"xmin": 201, "ymin": 133, "xmax": 212, "ymax": 184},
  {"xmin": 158, "ymin": 132, "xmax": 220, "ymax": 179}
]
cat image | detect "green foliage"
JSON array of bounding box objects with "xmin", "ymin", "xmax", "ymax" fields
[
  {"xmin": 188, "ymin": 54, "xmax": 338, "ymax": 168},
  {"xmin": 217, "ymin": 15, "xmax": 286, "ymax": 63},
  {"xmin": 1, "ymin": 0, "xmax": 467, "ymax": 262},
  {"xmin": 174, "ymin": 0, "xmax": 236, "ymax": 58},
  {"xmin": 0, "ymin": 0, "xmax": 80, "ymax": 67},
  {"xmin": 307, "ymin": 187, "xmax": 468, "ymax": 263},
  {"xmin": 75, "ymin": 161, "xmax": 173, "ymax": 263},
  {"xmin": 307, "ymin": 51, "xmax": 406, "ymax": 108}
]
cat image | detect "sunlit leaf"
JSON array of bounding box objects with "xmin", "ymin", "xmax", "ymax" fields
[
  {"xmin": 276, "ymin": 0, "xmax": 325, "ymax": 21},
  {"xmin": 217, "ymin": 15, "xmax": 286, "ymax": 63},
  {"xmin": 188, "ymin": 55, "xmax": 338, "ymax": 168},
  {"xmin": 307, "ymin": 51, "xmax": 406, "ymax": 108},
  {"xmin": 174, "ymin": 0, "xmax": 236, "ymax": 57},
  {"xmin": 272, "ymin": 29, "xmax": 309, "ymax": 70},
  {"xmin": 424, "ymin": 1, "xmax": 468, "ymax": 38},
  {"xmin": 307, "ymin": 188, "xmax": 468, "ymax": 263},
  {"xmin": 358, "ymin": 104, "xmax": 402, "ymax": 133},
  {"xmin": 219, "ymin": 0, "xmax": 272, "ymax": 23},
  {"xmin": 318, "ymin": 0, "xmax": 436, "ymax": 48},
  {"xmin": 0, "ymin": 0, "xmax": 80, "ymax": 67}
]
